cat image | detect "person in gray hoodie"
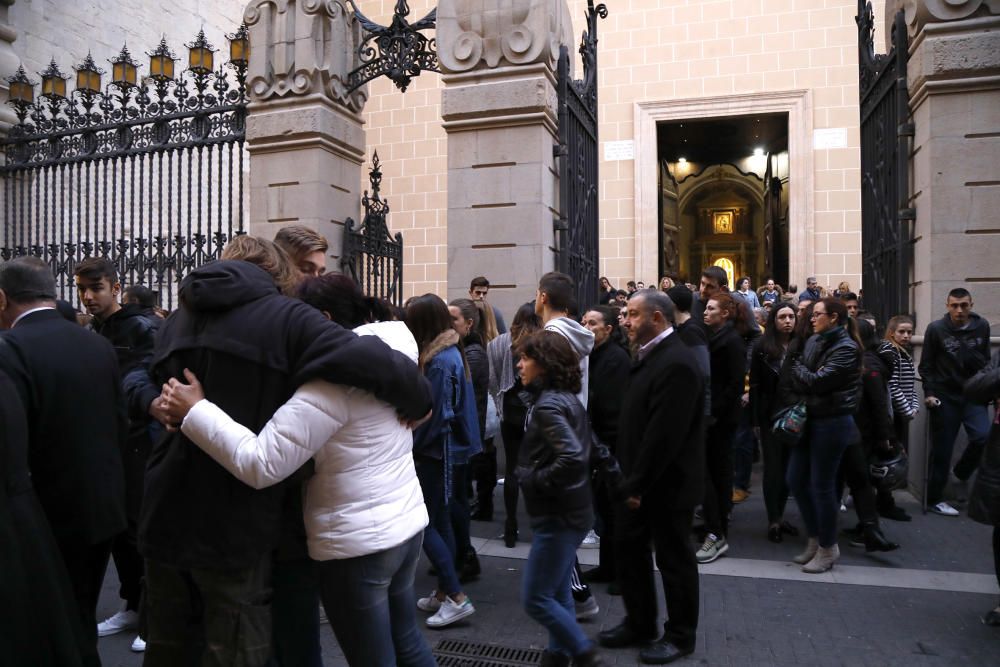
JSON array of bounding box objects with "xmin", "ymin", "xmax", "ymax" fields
[{"xmin": 536, "ymin": 272, "xmax": 595, "ymax": 409}]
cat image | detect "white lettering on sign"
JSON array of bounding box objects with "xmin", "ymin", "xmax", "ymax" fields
[
  {"xmin": 813, "ymin": 127, "xmax": 848, "ymax": 150},
  {"xmin": 603, "ymin": 140, "xmax": 635, "ymax": 161}
]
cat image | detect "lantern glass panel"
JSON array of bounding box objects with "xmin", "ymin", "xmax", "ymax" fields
[
  {"xmin": 10, "ymin": 81, "xmax": 33, "ymax": 103},
  {"xmin": 229, "ymin": 39, "xmax": 246, "ymax": 62}
]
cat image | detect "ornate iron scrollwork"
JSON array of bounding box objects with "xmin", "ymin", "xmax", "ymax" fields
[
  {"xmin": 341, "ymin": 151, "xmax": 404, "ymax": 305},
  {"xmin": 346, "ymin": 0, "xmax": 439, "ymax": 93},
  {"xmin": 576, "ymin": 1, "xmax": 608, "ymax": 115}
]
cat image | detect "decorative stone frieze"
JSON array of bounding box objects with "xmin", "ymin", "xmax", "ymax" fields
[
  {"xmin": 243, "ymin": 0, "xmax": 367, "ymax": 112},
  {"xmin": 436, "ymin": 0, "xmax": 573, "ymax": 73},
  {"xmin": 895, "ymin": 0, "xmax": 1000, "ymax": 37}
]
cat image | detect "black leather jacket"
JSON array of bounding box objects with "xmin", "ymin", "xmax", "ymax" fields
[
  {"xmin": 516, "ymin": 387, "xmax": 594, "ymax": 531},
  {"xmin": 793, "ymin": 325, "xmax": 862, "ymax": 418}
]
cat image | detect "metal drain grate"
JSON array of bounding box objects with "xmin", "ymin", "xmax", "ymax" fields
[{"xmin": 432, "ymin": 639, "xmax": 543, "ymax": 666}]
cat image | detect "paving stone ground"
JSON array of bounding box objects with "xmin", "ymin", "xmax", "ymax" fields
[{"xmin": 97, "ymin": 470, "xmax": 1000, "ymax": 666}]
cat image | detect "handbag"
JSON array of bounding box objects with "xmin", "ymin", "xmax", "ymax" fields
[
  {"xmin": 484, "ymin": 395, "xmax": 500, "ymax": 440},
  {"xmin": 771, "ymin": 402, "xmax": 808, "ymax": 445}
]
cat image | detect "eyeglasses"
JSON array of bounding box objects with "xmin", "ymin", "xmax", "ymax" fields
[{"xmin": 810, "ymin": 310, "xmax": 828, "ymax": 319}]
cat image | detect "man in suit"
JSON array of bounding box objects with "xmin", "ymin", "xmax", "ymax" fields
[
  {"xmin": 0, "ymin": 257, "xmax": 127, "ymax": 667},
  {"xmin": 599, "ymin": 290, "xmax": 705, "ymax": 665}
]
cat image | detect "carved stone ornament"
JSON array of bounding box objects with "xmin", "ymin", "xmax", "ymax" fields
[
  {"xmin": 436, "ymin": 0, "xmax": 574, "ymax": 73},
  {"xmin": 243, "ymin": 0, "xmax": 368, "ymax": 111},
  {"xmin": 895, "ymin": 0, "xmax": 1000, "ymax": 36}
]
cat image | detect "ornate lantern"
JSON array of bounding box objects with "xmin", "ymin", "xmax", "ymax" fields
[
  {"xmin": 227, "ymin": 24, "xmax": 249, "ymax": 67},
  {"xmin": 74, "ymin": 53, "xmax": 103, "ymax": 95},
  {"xmin": 6, "ymin": 65, "xmax": 35, "ymax": 105},
  {"xmin": 148, "ymin": 38, "xmax": 177, "ymax": 81},
  {"xmin": 187, "ymin": 29, "xmax": 216, "ymax": 75},
  {"xmin": 110, "ymin": 45, "xmax": 139, "ymax": 87},
  {"xmin": 40, "ymin": 59, "xmax": 68, "ymax": 99}
]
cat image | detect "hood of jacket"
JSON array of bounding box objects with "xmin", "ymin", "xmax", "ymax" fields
[
  {"xmin": 355, "ymin": 321, "xmax": 419, "ymax": 364},
  {"xmin": 419, "ymin": 328, "xmax": 460, "ymax": 370},
  {"xmin": 544, "ymin": 316, "xmax": 595, "ymax": 358},
  {"xmin": 179, "ymin": 260, "xmax": 278, "ymax": 313}
]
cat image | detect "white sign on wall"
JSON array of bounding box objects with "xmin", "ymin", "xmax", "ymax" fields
[
  {"xmin": 813, "ymin": 127, "xmax": 848, "ymax": 150},
  {"xmin": 603, "ymin": 140, "xmax": 635, "ymax": 161}
]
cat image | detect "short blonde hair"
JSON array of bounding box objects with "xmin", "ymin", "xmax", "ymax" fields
[{"xmin": 222, "ymin": 235, "xmax": 298, "ymax": 296}]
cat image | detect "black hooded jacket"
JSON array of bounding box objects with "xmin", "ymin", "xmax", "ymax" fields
[
  {"xmin": 918, "ymin": 312, "xmax": 991, "ymax": 399},
  {"xmin": 139, "ymin": 261, "xmax": 432, "ymax": 571}
]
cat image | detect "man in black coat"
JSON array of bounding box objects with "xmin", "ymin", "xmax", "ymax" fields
[
  {"xmin": 139, "ymin": 256, "xmax": 433, "ymax": 666},
  {"xmin": 599, "ymin": 290, "xmax": 705, "ymax": 665},
  {"xmin": 75, "ymin": 257, "xmax": 160, "ymax": 647},
  {"xmin": 0, "ymin": 257, "xmax": 127, "ymax": 667}
]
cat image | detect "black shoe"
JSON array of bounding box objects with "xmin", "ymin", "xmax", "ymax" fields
[
  {"xmin": 573, "ymin": 648, "xmax": 607, "ymax": 666},
  {"xmin": 582, "ymin": 567, "xmax": 614, "ymax": 584},
  {"xmin": 780, "ymin": 520, "xmax": 799, "ymax": 537},
  {"xmin": 878, "ymin": 506, "xmax": 912, "ymax": 522},
  {"xmin": 503, "ymin": 520, "xmax": 518, "ymax": 548},
  {"xmin": 606, "ymin": 582, "xmax": 621, "ymax": 596},
  {"xmin": 459, "ymin": 551, "xmax": 481, "ymax": 583},
  {"xmin": 983, "ymin": 609, "xmax": 1000, "ymax": 626},
  {"xmin": 539, "ymin": 650, "xmax": 571, "ymax": 667},
  {"xmin": 598, "ymin": 622, "xmax": 656, "ymax": 649},
  {"xmin": 767, "ymin": 523, "xmax": 782, "ymax": 543},
  {"xmin": 862, "ymin": 523, "xmax": 900, "ymax": 553},
  {"xmin": 639, "ymin": 640, "xmax": 694, "ymax": 665},
  {"xmin": 471, "ymin": 500, "xmax": 493, "ymax": 522}
]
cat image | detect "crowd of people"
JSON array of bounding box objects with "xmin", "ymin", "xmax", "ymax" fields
[{"xmin": 0, "ymin": 230, "xmax": 997, "ymax": 667}]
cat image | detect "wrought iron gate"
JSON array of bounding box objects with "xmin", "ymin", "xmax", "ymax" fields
[
  {"xmin": 1, "ymin": 28, "xmax": 248, "ymax": 309},
  {"xmin": 857, "ymin": 2, "xmax": 914, "ymax": 326},
  {"xmin": 341, "ymin": 152, "xmax": 403, "ymax": 306},
  {"xmin": 554, "ymin": 0, "xmax": 607, "ymax": 310}
]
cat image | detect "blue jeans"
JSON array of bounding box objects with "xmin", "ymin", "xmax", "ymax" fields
[
  {"xmin": 415, "ymin": 458, "xmax": 461, "ymax": 595},
  {"xmin": 928, "ymin": 395, "xmax": 989, "ymax": 504},
  {"xmin": 522, "ymin": 518, "xmax": 592, "ymax": 658},
  {"xmin": 317, "ymin": 533, "xmax": 435, "ymax": 667},
  {"xmin": 787, "ymin": 414, "xmax": 858, "ymax": 547}
]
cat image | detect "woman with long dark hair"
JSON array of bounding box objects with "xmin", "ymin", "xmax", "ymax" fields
[
  {"xmin": 696, "ymin": 293, "xmax": 747, "ymax": 564},
  {"xmin": 749, "ymin": 302, "xmax": 800, "ymax": 542},
  {"xmin": 515, "ymin": 331, "xmax": 605, "ymax": 667},
  {"xmin": 786, "ymin": 297, "xmax": 863, "ymax": 573},
  {"xmin": 487, "ymin": 303, "xmax": 543, "ymax": 547},
  {"xmin": 406, "ymin": 295, "xmax": 480, "ymax": 627}
]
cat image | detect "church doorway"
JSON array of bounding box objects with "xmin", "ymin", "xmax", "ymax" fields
[{"xmin": 657, "ymin": 113, "xmax": 790, "ymax": 292}]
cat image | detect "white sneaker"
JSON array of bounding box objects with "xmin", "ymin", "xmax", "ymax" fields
[
  {"xmin": 580, "ymin": 529, "xmax": 600, "ymax": 549},
  {"xmin": 417, "ymin": 590, "xmax": 443, "ymax": 612},
  {"xmin": 130, "ymin": 636, "xmax": 146, "ymax": 652},
  {"xmin": 695, "ymin": 533, "xmax": 729, "ymax": 564},
  {"xmin": 931, "ymin": 502, "xmax": 959, "ymax": 517},
  {"xmin": 426, "ymin": 596, "xmax": 475, "ymax": 628},
  {"xmin": 97, "ymin": 608, "xmax": 139, "ymax": 637},
  {"xmin": 839, "ymin": 503, "xmax": 847, "ymax": 513},
  {"xmin": 497, "ymin": 478, "xmax": 505, "ymax": 486}
]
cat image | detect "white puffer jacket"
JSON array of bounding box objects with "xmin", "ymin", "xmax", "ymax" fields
[{"xmin": 180, "ymin": 321, "xmax": 428, "ymax": 561}]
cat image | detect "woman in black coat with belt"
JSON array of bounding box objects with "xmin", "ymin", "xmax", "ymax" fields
[
  {"xmin": 964, "ymin": 351, "xmax": 1000, "ymax": 626},
  {"xmin": 515, "ymin": 331, "xmax": 605, "ymax": 667}
]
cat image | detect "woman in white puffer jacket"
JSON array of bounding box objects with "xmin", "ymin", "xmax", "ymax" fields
[{"xmin": 160, "ymin": 274, "xmax": 436, "ymax": 667}]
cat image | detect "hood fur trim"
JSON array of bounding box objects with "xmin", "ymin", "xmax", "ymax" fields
[{"xmin": 420, "ymin": 329, "xmax": 460, "ymax": 370}]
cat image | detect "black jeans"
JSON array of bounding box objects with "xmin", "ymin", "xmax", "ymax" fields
[
  {"xmin": 615, "ymin": 504, "xmax": 698, "ymax": 650},
  {"xmin": 449, "ymin": 463, "xmax": 473, "ymax": 560},
  {"xmin": 269, "ymin": 557, "xmax": 322, "ymax": 667},
  {"xmin": 839, "ymin": 440, "xmax": 878, "ymax": 525},
  {"xmin": 143, "ymin": 555, "xmax": 273, "ymax": 667},
  {"xmin": 594, "ymin": 475, "xmax": 617, "ymax": 574},
  {"xmin": 110, "ymin": 519, "xmax": 144, "ymax": 611},
  {"xmin": 994, "ymin": 526, "xmax": 1000, "ymax": 602},
  {"xmin": 761, "ymin": 430, "xmax": 792, "ymax": 525},
  {"xmin": 703, "ymin": 421, "xmax": 737, "ymax": 538},
  {"xmin": 501, "ymin": 420, "xmax": 525, "ymax": 528},
  {"xmin": 470, "ymin": 438, "xmax": 497, "ymax": 508},
  {"xmin": 57, "ymin": 537, "xmax": 113, "ymax": 667}
]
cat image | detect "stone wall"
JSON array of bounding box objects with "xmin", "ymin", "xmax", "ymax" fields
[{"xmin": 360, "ymin": 0, "xmax": 880, "ymax": 301}]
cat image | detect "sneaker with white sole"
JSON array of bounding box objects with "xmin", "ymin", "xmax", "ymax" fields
[
  {"xmin": 695, "ymin": 534, "xmax": 729, "ymax": 564},
  {"xmin": 97, "ymin": 608, "xmax": 139, "ymax": 637},
  {"xmin": 417, "ymin": 590, "xmax": 443, "ymax": 612},
  {"xmin": 426, "ymin": 596, "xmax": 475, "ymax": 628},
  {"xmin": 130, "ymin": 636, "xmax": 146, "ymax": 653},
  {"xmin": 580, "ymin": 529, "xmax": 600, "ymax": 549},
  {"xmin": 931, "ymin": 501, "xmax": 959, "ymax": 516},
  {"xmin": 575, "ymin": 595, "xmax": 600, "ymax": 619}
]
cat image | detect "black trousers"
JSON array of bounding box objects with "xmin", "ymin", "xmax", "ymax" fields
[
  {"xmin": 839, "ymin": 440, "xmax": 878, "ymax": 525},
  {"xmin": 470, "ymin": 438, "xmax": 498, "ymax": 508},
  {"xmin": 994, "ymin": 526, "xmax": 1000, "ymax": 599},
  {"xmin": 614, "ymin": 504, "xmax": 698, "ymax": 650},
  {"xmin": 703, "ymin": 421, "xmax": 737, "ymax": 538},
  {"xmin": 761, "ymin": 430, "xmax": 792, "ymax": 524},
  {"xmin": 56, "ymin": 537, "xmax": 113, "ymax": 667},
  {"xmin": 110, "ymin": 518, "xmax": 144, "ymax": 611},
  {"xmin": 501, "ymin": 420, "xmax": 525, "ymax": 528}
]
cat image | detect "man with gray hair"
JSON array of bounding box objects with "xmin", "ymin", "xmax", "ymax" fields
[
  {"xmin": 599, "ymin": 289, "xmax": 705, "ymax": 664},
  {"xmin": 0, "ymin": 257, "xmax": 127, "ymax": 667},
  {"xmin": 798, "ymin": 276, "xmax": 822, "ymax": 303}
]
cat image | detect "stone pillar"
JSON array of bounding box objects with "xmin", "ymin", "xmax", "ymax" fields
[
  {"xmin": 891, "ymin": 0, "xmax": 1000, "ymax": 499},
  {"xmin": 243, "ymin": 0, "xmax": 368, "ymax": 269},
  {"xmin": 437, "ymin": 0, "xmax": 574, "ymax": 316}
]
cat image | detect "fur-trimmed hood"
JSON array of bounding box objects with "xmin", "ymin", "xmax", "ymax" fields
[{"xmin": 419, "ymin": 328, "xmax": 460, "ymax": 370}]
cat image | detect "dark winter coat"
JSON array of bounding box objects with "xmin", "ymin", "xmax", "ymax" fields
[
  {"xmin": 748, "ymin": 338, "xmax": 786, "ymax": 428},
  {"xmin": 517, "ymin": 386, "xmax": 594, "ymax": 531},
  {"xmin": 792, "ymin": 325, "xmax": 862, "ymax": 418},
  {"xmin": 587, "ymin": 339, "xmax": 631, "ymax": 450},
  {"xmin": 617, "ymin": 330, "xmax": 705, "ymax": 509},
  {"xmin": 463, "ymin": 332, "xmax": 489, "ymax": 440},
  {"xmin": 0, "ymin": 367, "xmax": 87, "ymax": 667},
  {"xmin": 853, "ymin": 350, "xmax": 894, "ymax": 444},
  {"xmin": 0, "ymin": 310, "xmax": 127, "ymax": 546},
  {"xmin": 965, "ymin": 352, "xmax": 1000, "ymax": 526},
  {"xmin": 708, "ymin": 323, "xmax": 747, "ymax": 426},
  {"xmin": 140, "ymin": 261, "xmax": 432, "ymax": 571},
  {"xmin": 918, "ymin": 312, "xmax": 991, "ymax": 399}
]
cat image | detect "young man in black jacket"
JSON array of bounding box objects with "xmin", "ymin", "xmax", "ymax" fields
[
  {"xmin": 599, "ymin": 290, "xmax": 705, "ymax": 665},
  {"xmin": 75, "ymin": 257, "xmax": 160, "ymax": 651},
  {"xmin": 139, "ymin": 249, "xmax": 433, "ymax": 667},
  {"xmin": 918, "ymin": 287, "xmax": 992, "ymax": 516}
]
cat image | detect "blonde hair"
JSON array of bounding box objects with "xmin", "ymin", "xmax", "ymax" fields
[
  {"xmin": 222, "ymin": 235, "xmax": 298, "ymax": 296},
  {"xmin": 273, "ymin": 225, "xmax": 328, "ymax": 263},
  {"xmin": 475, "ymin": 300, "xmax": 499, "ymax": 344},
  {"xmin": 884, "ymin": 314, "xmax": 914, "ymax": 349}
]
